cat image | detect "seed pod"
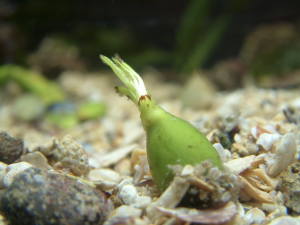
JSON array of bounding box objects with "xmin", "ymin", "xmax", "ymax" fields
[{"xmin": 100, "ymin": 54, "xmax": 222, "ymax": 192}]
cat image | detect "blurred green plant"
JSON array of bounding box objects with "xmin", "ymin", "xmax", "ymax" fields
[
  {"xmin": 174, "ymin": 0, "xmax": 245, "ymax": 75},
  {"xmin": 0, "ymin": 64, "xmax": 65, "ymax": 105}
]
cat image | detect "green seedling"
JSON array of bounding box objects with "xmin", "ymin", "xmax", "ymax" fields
[{"xmin": 100, "ymin": 54, "xmax": 222, "ymax": 192}]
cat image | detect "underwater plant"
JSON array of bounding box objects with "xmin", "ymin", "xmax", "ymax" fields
[{"xmin": 100, "ymin": 54, "xmax": 222, "ymax": 192}]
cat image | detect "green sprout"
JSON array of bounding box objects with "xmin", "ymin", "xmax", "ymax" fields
[{"xmin": 100, "ymin": 54, "xmax": 222, "ymax": 192}]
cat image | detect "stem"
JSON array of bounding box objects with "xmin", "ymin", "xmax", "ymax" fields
[{"xmin": 100, "ymin": 54, "xmax": 147, "ymax": 109}]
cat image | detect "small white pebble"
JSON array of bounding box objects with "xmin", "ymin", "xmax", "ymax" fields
[
  {"xmin": 119, "ymin": 185, "xmax": 138, "ymax": 204},
  {"xmin": 118, "ymin": 179, "xmax": 133, "ymax": 191},
  {"xmin": 3, "ymin": 162, "xmax": 33, "ymax": 188},
  {"xmin": 131, "ymin": 196, "xmax": 152, "ymax": 210},
  {"xmin": 180, "ymin": 164, "xmax": 194, "ymax": 176}
]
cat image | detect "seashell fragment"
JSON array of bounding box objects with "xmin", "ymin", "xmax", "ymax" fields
[
  {"xmin": 131, "ymin": 196, "xmax": 152, "ymax": 211},
  {"xmin": 94, "ymin": 180, "xmax": 117, "ymax": 190},
  {"xmin": 252, "ymin": 168, "xmax": 279, "ymax": 190},
  {"xmin": 224, "ymin": 155, "xmax": 255, "ymax": 175},
  {"xmin": 239, "ymin": 176, "xmax": 276, "ymax": 204},
  {"xmin": 256, "ymin": 133, "xmax": 282, "ymax": 151},
  {"xmin": 88, "ymin": 168, "xmax": 121, "ymax": 183},
  {"xmin": 262, "ymin": 203, "xmax": 287, "ymax": 216},
  {"xmin": 21, "ymin": 151, "xmax": 48, "ymax": 170},
  {"xmin": 104, "ymin": 205, "xmax": 143, "ymax": 225},
  {"xmin": 213, "ymin": 143, "xmax": 227, "ymax": 163},
  {"xmin": 265, "ymin": 215, "xmax": 300, "ymax": 225},
  {"xmin": 244, "ymin": 207, "xmax": 265, "ymax": 224},
  {"xmin": 268, "ymin": 133, "xmax": 296, "ymax": 177},
  {"xmin": 156, "ymin": 201, "xmax": 237, "ymax": 224},
  {"xmin": 180, "ymin": 164, "xmax": 194, "ymax": 176},
  {"xmin": 146, "ymin": 176, "xmax": 190, "ymax": 222}
]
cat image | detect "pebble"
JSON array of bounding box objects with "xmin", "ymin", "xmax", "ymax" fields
[
  {"xmin": 0, "ymin": 162, "xmax": 8, "ymax": 189},
  {"xmin": 21, "ymin": 151, "xmax": 48, "ymax": 170},
  {"xmin": 0, "ymin": 131, "xmax": 23, "ymax": 164},
  {"xmin": 52, "ymin": 134, "xmax": 90, "ymax": 177},
  {"xmin": 3, "ymin": 162, "xmax": 33, "ymax": 188},
  {"xmin": 119, "ymin": 185, "xmax": 138, "ymax": 205},
  {"xmin": 0, "ymin": 167, "xmax": 113, "ymax": 225}
]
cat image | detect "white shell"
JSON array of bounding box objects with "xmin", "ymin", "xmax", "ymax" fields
[
  {"xmin": 268, "ymin": 133, "xmax": 297, "ymax": 177},
  {"xmin": 244, "ymin": 208, "xmax": 265, "ymax": 224},
  {"xmin": 180, "ymin": 164, "xmax": 194, "ymax": 176},
  {"xmin": 21, "ymin": 151, "xmax": 48, "ymax": 170},
  {"xmin": 88, "ymin": 168, "xmax": 121, "ymax": 183},
  {"xmin": 224, "ymin": 155, "xmax": 255, "ymax": 175},
  {"xmin": 131, "ymin": 196, "xmax": 152, "ymax": 210},
  {"xmin": 213, "ymin": 143, "xmax": 227, "ymax": 163},
  {"xmin": 256, "ymin": 133, "xmax": 282, "ymax": 151}
]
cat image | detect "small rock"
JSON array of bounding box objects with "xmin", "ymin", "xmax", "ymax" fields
[
  {"xmin": 278, "ymin": 161, "xmax": 300, "ymax": 213},
  {"xmin": 0, "ymin": 167, "xmax": 113, "ymax": 225},
  {"xmin": 0, "ymin": 131, "xmax": 23, "ymax": 164},
  {"xmin": 119, "ymin": 185, "xmax": 138, "ymax": 205},
  {"xmin": 52, "ymin": 134, "xmax": 90, "ymax": 177},
  {"xmin": 21, "ymin": 151, "xmax": 48, "ymax": 170},
  {"xmin": 3, "ymin": 162, "xmax": 33, "ymax": 188}
]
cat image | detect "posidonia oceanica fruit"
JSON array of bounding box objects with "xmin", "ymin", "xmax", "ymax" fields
[{"xmin": 100, "ymin": 54, "xmax": 223, "ymax": 192}]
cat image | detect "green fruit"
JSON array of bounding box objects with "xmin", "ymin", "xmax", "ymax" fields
[{"xmin": 100, "ymin": 54, "xmax": 223, "ymax": 192}]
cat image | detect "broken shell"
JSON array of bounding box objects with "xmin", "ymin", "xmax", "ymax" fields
[
  {"xmin": 239, "ymin": 176, "xmax": 276, "ymax": 204},
  {"xmin": 88, "ymin": 168, "xmax": 121, "ymax": 183},
  {"xmin": 252, "ymin": 168, "xmax": 279, "ymax": 190},
  {"xmin": 156, "ymin": 201, "xmax": 237, "ymax": 224},
  {"xmin": 256, "ymin": 133, "xmax": 282, "ymax": 151},
  {"xmin": 262, "ymin": 203, "xmax": 287, "ymax": 216},
  {"xmin": 104, "ymin": 205, "xmax": 143, "ymax": 225},
  {"xmin": 185, "ymin": 175, "xmax": 215, "ymax": 192},
  {"xmin": 268, "ymin": 133, "xmax": 296, "ymax": 177},
  {"xmin": 21, "ymin": 151, "xmax": 48, "ymax": 170},
  {"xmin": 265, "ymin": 215, "xmax": 300, "ymax": 225},
  {"xmin": 131, "ymin": 196, "xmax": 152, "ymax": 210},
  {"xmin": 130, "ymin": 149, "xmax": 147, "ymax": 173},
  {"xmin": 180, "ymin": 164, "xmax": 194, "ymax": 176},
  {"xmin": 213, "ymin": 143, "xmax": 227, "ymax": 163},
  {"xmin": 94, "ymin": 180, "xmax": 117, "ymax": 190},
  {"xmin": 244, "ymin": 207, "xmax": 265, "ymax": 224},
  {"xmin": 146, "ymin": 176, "xmax": 190, "ymax": 222},
  {"xmin": 224, "ymin": 155, "xmax": 255, "ymax": 175}
]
